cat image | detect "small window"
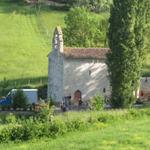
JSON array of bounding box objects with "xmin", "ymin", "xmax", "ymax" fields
[
  {"xmin": 89, "ymin": 70, "xmax": 91, "ymax": 76},
  {"xmin": 103, "ymin": 88, "xmax": 106, "ymax": 93}
]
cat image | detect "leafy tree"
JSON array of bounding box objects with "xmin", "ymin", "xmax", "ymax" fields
[
  {"xmin": 145, "ymin": 0, "xmax": 150, "ymax": 56},
  {"xmin": 107, "ymin": 0, "xmax": 148, "ymax": 108},
  {"xmin": 64, "ymin": 7, "xmax": 108, "ymax": 47},
  {"xmin": 13, "ymin": 90, "xmax": 28, "ymax": 109},
  {"xmin": 68, "ymin": 0, "xmax": 113, "ymax": 12}
]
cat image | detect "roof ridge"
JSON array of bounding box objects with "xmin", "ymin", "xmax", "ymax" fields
[{"xmin": 63, "ymin": 47, "xmax": 110, "ymax": 59}]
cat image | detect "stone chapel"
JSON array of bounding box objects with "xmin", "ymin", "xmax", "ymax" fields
[{"xmin": 48, "ymin": 26, "xmax": 111, "ymax": 102}]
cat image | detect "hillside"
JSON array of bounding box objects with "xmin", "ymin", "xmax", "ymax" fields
[
  {"xmin": 0, "ymin": 1, "xmax": 66, "ymax": 83},
  {"xmin": 0, "ymin": 1, "xmax": 149, "ymax": 86}
]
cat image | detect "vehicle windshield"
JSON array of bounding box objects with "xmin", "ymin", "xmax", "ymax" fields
[{"xmin": 6, "ymin": 92, "xmax": 11, "ymax": 97}]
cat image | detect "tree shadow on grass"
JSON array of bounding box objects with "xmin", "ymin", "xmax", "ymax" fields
[
  {"xmin": 0, "ymin": 76, "xmax": 48, "ymax": 88},
  {"xmin": 0, "ymin": 1, "xmax": 37, "ymax": 15},
  {"xmin": 0, "ymin": 76, "xmax": 48, "ymax": 97}
]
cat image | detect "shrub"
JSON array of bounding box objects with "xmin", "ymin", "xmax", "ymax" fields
[
  {"xmin": 0, "ymin": 108, "xmax": 150, "ymax": 142},
  {"xmin": 9, "ymin": 124, "xmax": 24, "ymax": 141},
  {"xmin": 37, "ymin": 106, "xmax": 54, "ymax": 122},
  {"xmin": 12, "ymin": 90, "xmax": 28, "ymax": 109},
  {"xmin": 38, "ymin": 107, "xmax": 51, "ymax": 121},
  {"xmin": 52, "ymin": 118, "xmax": 67, "ymax": 135},
  {"xmin": 90, "ymin": 95, "xmax": 105, "ymax": 111},
  {"xmin": 0, "ymin": 127, "xmax": 10, "ymax": 142},
  {"xmin": 5, "ymin": 113, "xmax": 16, "ymax": 124},
  {"xmin": 66, "ymin": 118, "xmax": 88, "ymax": 132}
]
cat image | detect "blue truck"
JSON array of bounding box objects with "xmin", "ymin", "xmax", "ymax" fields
[{"xmin": 0, "ymin": 95, "xmax": 12, "ymax": 106}]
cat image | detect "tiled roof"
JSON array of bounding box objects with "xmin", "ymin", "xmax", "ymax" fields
[{"xmin": 63, "ymin": 47, "xmax": 110, "ymax": 59}]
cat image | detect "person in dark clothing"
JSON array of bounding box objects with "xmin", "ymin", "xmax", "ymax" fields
[
  {"xmin": 60, "ymin": 101, "xmax": 66, "ymax": 112},
  {"xmin": 78, "ymin": 99, "xmax": 83, "ymax": 106}
]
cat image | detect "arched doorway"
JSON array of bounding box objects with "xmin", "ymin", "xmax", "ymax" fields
[{"xmin": 74, "ymin": 90, "xmax": 82, "ymax": 102}]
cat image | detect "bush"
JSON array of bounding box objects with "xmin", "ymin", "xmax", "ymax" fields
[
  {"xmin": 0, "ymin": 127, "xmax": 10, "ymax": 142},
  {"xmin": 90, "ymin": 95, "xmax": 105, "ymax": 111},
  {"xmin": 38, "ymin": 107, "xmax": 54, "ymax": 122},
  {"xmin": 65, "ymin": 117, "xmax": 88, "ymax": 132},
  {"xmin": 0, "ymin": 108, "xmax": 150, "ymax": 142},
  {"xmin": 12, "ymin": 90, "xmax": 28, "ymax": 109},
  {"xmin": 5, "ymin": 113, "xmax": 16, "ymax": 124}
]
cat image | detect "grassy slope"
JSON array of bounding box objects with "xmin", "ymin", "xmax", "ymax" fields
[
  {"xmin": 0, "ymin": 116, "xmax": 149, "ymax": 150},
  {"xmin": 0, "ymin": 2, "xmax": 66, "ymax": 81}
]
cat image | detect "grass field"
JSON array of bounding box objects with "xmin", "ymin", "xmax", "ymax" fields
[
  {"xmin": 0, "ymin": 1, "xmax": 66, "ymax": 81},
  {"xmin": 0, "ymin": 116, "xmax": 149, "ymax": 150}
]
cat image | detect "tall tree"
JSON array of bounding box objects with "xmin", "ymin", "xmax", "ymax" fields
[
  {"xmin": 107, "ymin": 0, "xmax": 147, "ymax": 108},
  {"xmin": 145, "ymin": 0, "xmax": 150, "ymax": 56}
]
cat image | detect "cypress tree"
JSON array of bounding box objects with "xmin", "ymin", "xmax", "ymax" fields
[{"xmin": 107, "ymin": 0, "xmax": 147, "ymax": 108}]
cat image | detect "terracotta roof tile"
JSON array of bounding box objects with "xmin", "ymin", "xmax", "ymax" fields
[{"xmin": 63, "ymin": 47, "xmax": 110, "ymax": 59}]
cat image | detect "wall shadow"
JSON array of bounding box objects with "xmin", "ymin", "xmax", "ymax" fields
[
  {"xmin": 0, "ymin": 76, "xmax": 48, "ymax": 87},
  {"xmin": 0, "ymin": 76, "xmax": 48, "ymax": 97}
]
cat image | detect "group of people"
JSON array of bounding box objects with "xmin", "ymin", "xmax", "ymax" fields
[{"xmin": 60, "ymin": 98, "xmax": 83, "ymax": 112}]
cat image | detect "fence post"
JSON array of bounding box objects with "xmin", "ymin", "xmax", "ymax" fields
[
  {"xmin": 28, "ymin": 79, "xmax": 31, "ymax": 85},
  {"xmin": 40, "ymin": 78, "xmax": 43, "ymax": 84}
]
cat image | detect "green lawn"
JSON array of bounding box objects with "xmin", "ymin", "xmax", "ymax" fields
[
  {"xmin": 0, "ymin": 1, "xmax": 66, "ymax": 81},
  {"xmin": 0, "ymin": 116, "xmax": 149, "ymax": 150}
]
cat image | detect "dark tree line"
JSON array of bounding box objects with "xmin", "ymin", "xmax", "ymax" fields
[{"xmin": 47, "ymin": 0, "xmax": 113, "ymax": 12}]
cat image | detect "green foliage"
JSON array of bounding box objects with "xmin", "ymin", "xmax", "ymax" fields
[
  {"xmin": 0, "ymin": 127, "xmax": 10, "ymax": 142},
  {"xmin": 0, "ymin": 108, "xmax": 150, "ymax": 142},
  {"xmin": 90, "ymin": 95, "xmax": 104, "ymax": 111},
  {"xmin": 38, "ymin": 106, "xmax": 54, "ymax": 122},
  {"xmin": 107, "ymin": 0, "xmax": 148, "ymax": 108},
  {"xmin": 5, "ymin": 113, "xmax": 17, "ymax": 124},
  {"xmin": 66, "ymin": 118, "xmax": 88, "ymax": 132},
  {"xmin": 144, "ymin": 0, "xmax": 150, "ymax": 75},
  {"xmin": 38, "ymin": 84, "xmax": 47, "ymax": 99},
  {"xmin": 67, "ymin": 0, "xmax": 113, "ymax": 12},
  {"xmin": 0, "ymin": 78, "xmax": 10, "ymax": 96},
  {"xmin": 64, "ymin": 7, "xmax": 108, "ymax": 47},
  {"xmin": 0, "ymin": 117, "xmax": 150, "ymax": 150},
  {"xmin": 12, "ymin": 90, "xmax": 28, "ymax": 109}
]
